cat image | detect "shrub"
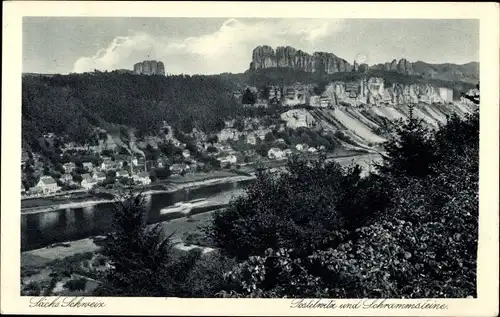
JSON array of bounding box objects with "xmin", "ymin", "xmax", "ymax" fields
[{"xmin": 64, "ymin": 278, "xmax": 88, "ymax": 292}]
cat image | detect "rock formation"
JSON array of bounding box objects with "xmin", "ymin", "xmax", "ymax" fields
[
  {"xmin": 249, "ymin": 45, "xmax": 479, "ymax": 83},
  {"xmin": 133, "ymin": 60, "xmax": 165, "ymax": 75},
  {"xmin": 323, "ymin": 77, "xmax": 450, "ymax": 106},
  {"xmin": 250, "ymin": 46, "xmax": 352, "ymax": 74}
]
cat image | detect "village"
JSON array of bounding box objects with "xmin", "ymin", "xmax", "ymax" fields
[{"xmin": 21, "ymin": 119, "xmax": 332, "ymax": 198}]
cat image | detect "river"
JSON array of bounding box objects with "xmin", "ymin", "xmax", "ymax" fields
[{"xmin": 21, "ymin": 154, "xmax": 381, "ymax": 251}]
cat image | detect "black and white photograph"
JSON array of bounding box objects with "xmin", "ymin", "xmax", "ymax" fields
[{"xmin": 2, "ymin": 2, "xmax": 499, "ymax": 316}]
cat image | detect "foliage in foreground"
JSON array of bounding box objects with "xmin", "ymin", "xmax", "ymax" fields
[
  {"xmin": 215, "ymin": 108, "xmax": 479, "ymax": 298},
  {"xmin": 93, "ymin": 104, "xmax": 478, "ymax": 298}
]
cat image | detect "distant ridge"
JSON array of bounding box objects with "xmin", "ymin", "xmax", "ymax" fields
[{"xmin": 249, "ymin": 45, "xmax": 479, "ymax": 84}]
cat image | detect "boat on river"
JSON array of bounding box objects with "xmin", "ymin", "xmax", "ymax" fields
[{"xmin": 159, "ymin": 198, "xmax": 208, "ymax": 216}]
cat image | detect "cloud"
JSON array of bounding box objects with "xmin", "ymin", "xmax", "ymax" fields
[{"xmin": 72, "ymin": 18, "xmax": 346, "ymax": 74}]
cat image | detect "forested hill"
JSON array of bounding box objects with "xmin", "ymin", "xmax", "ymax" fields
[{"xmin": 22, "ymin": 72, "xmax": 242, "ymax": 150}]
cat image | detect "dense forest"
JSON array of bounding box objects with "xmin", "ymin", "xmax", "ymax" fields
[{"xmin": 22, "ymin": 71, "xmax": 243, "ymax": 150}]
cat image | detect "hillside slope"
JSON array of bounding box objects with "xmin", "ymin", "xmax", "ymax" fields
[{"xmin": 282, "ymin": 102, "xmax": 476, "ymax": 152}]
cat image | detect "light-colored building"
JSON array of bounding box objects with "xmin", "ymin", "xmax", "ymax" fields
[
  {"xmin": 93, "ymin": 172, "xmax": 106, "ymax": 183},
  {"xmin": 308, "ymin": 147, "xmax": 318, "ymax": 153},
  {"xmin": 82, "ymin": 162, "xmax": 94, "ymax": 171},
  {"xmin": 170, "ymin": 164, "xmax": 190, "ymax": 174},
  {"xmin": 100, "ymin": 161, "xmax": 121, "ymax": 171},
  {"xmin": 133, "ymin": 172, "xmax": 151, "ymax": 185},
  {"xmin": 267, "ymin": 148, "xmax": 285, "ymax": 160},
  {"xmin": 217, "ymin": 155, "xmax": 237, "ymax": 165},
  {"xmin": 182, "ymin": 149, "xmax": 191, "ymax": 159},
  {"xmin": 33, "ymin": 176, "xmax": 60, "ymax": 194},
  {"xmin": 81, "ymin": 174, "xmax": 97, "ymax": 190},
  {"xmin": 116, "ymin": 170, "xmax": 130, "ymax": 178},
  {"xmin": 60, "ymin": 174, "xmax": 74, "ymax": 184},
  {"xmin": 246, "ymin": 134, "xmax": 257, "ymax": 145},
  {"xmin": 63, "ymin": 162, "xmax": 76, "ymax": 174},
  {"xmin": 295, "ymin": 144, "xmax": 308, "ymax": 152},
  {"xmin": 439, "ymin": 87, "xmax": 454, "ymax": 102}
]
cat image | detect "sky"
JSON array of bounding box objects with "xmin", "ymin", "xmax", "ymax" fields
[{"xmin": 23, "ymin": 18, "xmax": 479, "ymax": 75}]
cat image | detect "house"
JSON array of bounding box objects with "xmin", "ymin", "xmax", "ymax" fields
[
  {"xmin": 319, "ymin": 96, "xmax": 330, "ymax": 108},
  {"xmin": 116, "ymin": 170, "xmax": 130, "ymax": 178},
  {"xmin": 170, "ymin": 164, "xmax": 190, "ymax": 174},
  {"xmin": 246, "ymin": 134, "xmax": 257, "ymax": 145},
  {"xmin": 100, "ymin": 161, "xmax": 121, "ymax": 171},
  {"xmin": 63, "ymin": 162, "xmax": 76, "ymax": 174},
  {"xmin": 308, "ymin": 147, "xmax": 318, "ymax": 153},
  {"xmin": 295, "ymin": 144, "xmax": 308, "ymax": 152},
  {"xmin": 217, "ymin": 155, "xmax": 237, "ymax": 165},
  {"xmin": 60, "ymin": 174, "xmax": 74, "ymax": 184},
  {"xmin": 81, "ymin": 174, "xmax": 97, "ymax": 190},
  {"xmin": 21, "ymin": 185, "xmax": 26, "ymax": 195},
  {"xmin": 82, "ymin": 162, "xmax": 94, "ymax": 171},
  {"xmin": 182, "ymin": 149, "xmax": 191, "ymax": 159},
  {"xmin": 267, "ymin": 148, "xmax": 285, "ymax": 160},
  {"xmin": 283, "ymin": 149, "xmax": 293, "ymax": 157},
  {"xmin": 133, "ymin": 172, "xmax": 151, "ymax": 185},
  {"xmin": 33, "ymin": 176, "xmax": 60, "ymax": 194},
  {"xmin": 93, "ymin": 172, "xmax": 106, "ymax": 183},
  {"xmin": 131, "ymin": 157, "xmax": 139, "ymax": 166}
]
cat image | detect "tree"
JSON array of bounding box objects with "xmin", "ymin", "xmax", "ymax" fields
[
  {"xmin": 264, "ymin": 132, "xmax": 275, "ymax": 143},
  {"xmin": 94, "ymin": 191, "xmax": 179, "ymax": 296},
  {"xmin": 378, "ymin": 104, "xmax": 438, "ymax": 178},
  {"xmin": 241, "ymin": 88, "xmax": 257, "ymax": 105},
  {"xmin": 154, "ymin": 167, "xmax": 171, "ymax": 180},
  {"xmin": 260, "ymin": 85, "xmax": 271, "ymax": 100},
  {"xmin": 207, "ymin": 146, "xmax": 218, "ymax": 153},
  {"xmin": 255, "ymin": 143, "xmax": 269, "ymax": 157}
]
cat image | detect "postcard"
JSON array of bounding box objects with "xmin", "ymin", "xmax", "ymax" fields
[{"xmin": 1, "ymin": 1, "xmax": 499, "ymax": 316}]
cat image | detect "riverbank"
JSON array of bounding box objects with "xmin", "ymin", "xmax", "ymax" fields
[
  {"xmin": 22, "ymin": 151, "xmax": 373, "ymax": 214},
  {"xmin": 21, "ymin": 174, "xmax": 253, "ymax": 214},
  {"xmin": 21, "ymin": 208, "xmax": 218, "ymax": 268}
]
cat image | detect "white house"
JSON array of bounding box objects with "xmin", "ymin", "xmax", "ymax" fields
[
  {"xmin": 283, "ymin": 149, "xmax": 293, "ymax": 157},
  {"xmin": 100, "ymin": 161, "xmax": 121, "ymax": 171},
  {"xmin": 33, "ymin": 176, "xmax": 60, "ymax": 194},
  {"xmin": 63, "ymin": 162, "xmax": 76, "ymax": 174},
  {"xmin": 308, "ymin": 147, "xmax": 318, "ymax": 153},
  {"xmin": 170, "ymin": 164, "xmax": 190, "ymax": 174},
  {"xmin": 267, "ymin": 148, "xmax": 285, "ymax": 160},
  {"xmin": 82, "ymin": 162, "xmax": 94, "ymax": 171},
  {"xmin": 246, "ymin": 134, "xmax": 257, "ymax": 145},
  {"xmin": 116, "ymin": 170, "xmax": 130, "ymax": 178},
  {"xmin": 295, "ymin": 144, "xmax": 308, "ymax": 152},
  {"xmin": 81, "ymin": 174, "xmax": 97, "ymax": 190},
  {"xmin": 93, "ymin": 172, "xmax": 106, "ymax": 183},
  {"xmin": 182, "ymin": 149, "xmax": 191, "ymax": 159},
  {"xmin": 217, "ymin": 155, "xmax": 237, "ymax": 165},
  {"xmin": 133, "ymin": 172, "xmax": 151, "ymax": 185},
  {"xmin": 60, "ymin": 174, "xmax": 74, "ymax": 184}
]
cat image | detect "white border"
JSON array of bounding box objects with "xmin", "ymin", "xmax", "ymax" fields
[{"xmin": 2, "ymin": 2, "xmax": 499, "ymax": 316}]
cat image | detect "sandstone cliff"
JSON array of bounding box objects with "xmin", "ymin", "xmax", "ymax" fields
[
  {"xmin": 250, "ymin": 46, "xmax": 352, "ymax": 74},
  {"xmin": 249, "ymin": 45, "xmax": 479, "ymax": 84},
  {"xmin": 133, "ymin": 60, "xmax": 166, "ymax": 75}
]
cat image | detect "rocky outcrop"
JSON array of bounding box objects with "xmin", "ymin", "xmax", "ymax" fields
[
  {"xmin": 250, "ymin": 46, "xmax": 352, "ymax": 74},
  {"xmin": 133, "ymin": 60, "xmax": 165, "ymax": 75},
  {"xmin": 249, "ymin": 46, "xmax": 478, "ymax": 83},
  {"xmin": 371, "ymin": 58, "xmax": 413, "ymax": 75},
  {"xmin": 323, "ymin": 77, "xmax": 452, "ymax": 106}
]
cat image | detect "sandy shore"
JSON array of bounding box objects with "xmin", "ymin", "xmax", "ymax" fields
[{"xmin": 22, "ymin": 174, "xmax": 253, "ymax": 214}]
